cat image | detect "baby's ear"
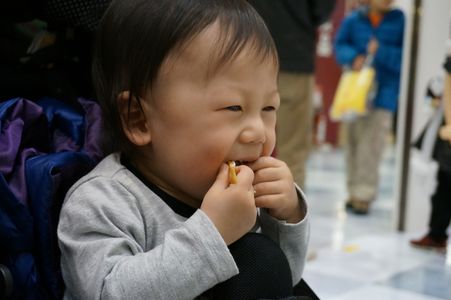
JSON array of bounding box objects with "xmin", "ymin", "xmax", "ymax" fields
[{"xmin": 117, "ymin": 91, "xmax": 151, "ymax": 146}]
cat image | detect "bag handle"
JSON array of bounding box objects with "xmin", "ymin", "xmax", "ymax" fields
[
  {"xmin": 420, "ymin": 105, "xmax": 444, "ymax": 161},
  {"xmin": 343, "ymin": 54, "xmax": 374, "ymax": 72},
  {"xmin": 363, "ymin": 54, "xmax": 374, "ymax": 68}
]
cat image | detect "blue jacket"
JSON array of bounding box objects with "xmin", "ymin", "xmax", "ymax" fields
[{"xmin": 334, "ymin": 7, "xmax": 405, "ymax": 112}]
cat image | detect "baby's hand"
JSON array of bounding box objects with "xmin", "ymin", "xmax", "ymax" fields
[
  {"xmin": 201, "ymin": 164, "xmax": 257, "ymax": 245},
  {"xmin": 248, "ymin": 156, "xmax": 304, "ymax": 223}
]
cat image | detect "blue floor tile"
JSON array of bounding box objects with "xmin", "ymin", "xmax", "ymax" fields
[{"xmin": 381, "ymin": 263, "xmax": 451, "ymax": 299}]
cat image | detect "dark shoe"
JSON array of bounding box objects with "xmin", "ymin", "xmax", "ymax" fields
[
  {"xmin": 345, "ymin": 198, "xmax": 370, "ymax": 215},
  {"xmin": 351, "ymin": 200, "xmax": 370, "ymax": 214},
  {"xmin": 410, "ymin": 235, "xmax": 447, "ymax": 252}
]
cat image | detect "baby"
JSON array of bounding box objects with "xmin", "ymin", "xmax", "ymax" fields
[{"xmin": 57, "ymin": 0, "xmax": 309, "ymax": 299}]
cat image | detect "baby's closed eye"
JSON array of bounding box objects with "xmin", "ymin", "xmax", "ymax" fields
[
  {"xmin": 225, "ymin": 105, "xmax": 242, "ymax": 112},
  {"xmin": 263, "ymin": 106, "xmax": 276, "ymax": 111},
  {"xmin": 225, "ymin": 105, "xmax": 276, "ymax": 112}
]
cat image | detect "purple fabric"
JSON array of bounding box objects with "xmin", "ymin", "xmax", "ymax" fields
[
  {"xmin": 1, "ymin": 97, "xmax": 104, "ymax": 300},
  {"xmin": 78, "ymin": 97, "xmax": 104, "ymax": 161},
  {"xmin": 0, "ymin": 99, "xmax": 49, "ymax": 205},
  {"xmin": 35, "ymin": 97, "xmax": 104, "ymax": 159},
  {"xmin": 37, "ymin": 97, "xmax": 84, "ymax": 153},
  {"xmin": 0, "ymin": 97, "xmax": 103, "ymax": 206},
  {"xmin": 52, "ymin": 128, "xmax": 80, "ymax": 153},
  {"xmin": 8, "ymin": 148, "xmax": 41, "ymax": 206}
]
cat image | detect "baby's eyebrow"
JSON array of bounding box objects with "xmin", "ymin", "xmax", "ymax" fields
[
  {"xmin": 265, "ymin": 89, "xmax": 279, "ymax": 97},
  {"xmin": 215, "ymin": 84, "xmax": 279, "ymax": 98}
]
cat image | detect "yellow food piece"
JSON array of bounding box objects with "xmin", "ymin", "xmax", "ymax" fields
[
  {"xmin": 343, "ymin": 244, "xmax": 360, "ymax": 253},
  {"xmin": 227, "ymin": 161, "xmax": 237, "ymax": 184}
]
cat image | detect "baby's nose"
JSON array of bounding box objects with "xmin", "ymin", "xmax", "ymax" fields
[{"xmin": 239, "ymin": 117, "xmax": 266, "ymax": 144}]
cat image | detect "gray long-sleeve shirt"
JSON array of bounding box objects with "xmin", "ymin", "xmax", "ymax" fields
[{"xmin": 58, "ymin": 153, "xmax": 310, "ymax": 299}]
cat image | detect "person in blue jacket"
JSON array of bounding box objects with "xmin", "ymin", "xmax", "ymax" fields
[{"xmin": 334, "ymin": 0, "xmax": 404, "ymax": 214}]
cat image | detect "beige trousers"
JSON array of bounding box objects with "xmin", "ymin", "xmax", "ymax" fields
[
  {"xmin": 276, "ymin": 72, "xmax": 314, "ymax": 188},
  {"xmin": 345, "ymin": 109, "xmax": 393, "ymax": 202}
]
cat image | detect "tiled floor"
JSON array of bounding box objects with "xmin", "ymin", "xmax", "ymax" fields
[{"xmin": 303, "ymin": 146, "xmax": 451, "ymax": 300}]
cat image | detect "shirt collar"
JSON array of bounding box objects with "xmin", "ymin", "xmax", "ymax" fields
[{"xmin": 121, "ymin": 155, "xmax": 197, "ymax": 218}]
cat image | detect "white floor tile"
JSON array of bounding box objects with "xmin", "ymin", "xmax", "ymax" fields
[
  {"xmin": 328, "ymin": 285, "xmax": 445, "ymax": 300},
  {"xmin": 303, "ymin": 146, "xmax": 450, "ymax": 300}
]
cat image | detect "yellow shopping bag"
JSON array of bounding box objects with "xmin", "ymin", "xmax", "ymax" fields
[{"xmin": 330, "ymin": 63, "xmax": 375, "ymax": 121}]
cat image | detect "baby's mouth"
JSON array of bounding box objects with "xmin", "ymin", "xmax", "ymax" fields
[
  {"xmin": 233, "ymin": 160, "xmax": 256, "ymax": 166},
  {"xmin": 235, "ymin": 160, "xmax": 246, "ymax": 166},
  {"xmin": 226, "ymin": 159, "xmax": 256, "ymax": 184}
]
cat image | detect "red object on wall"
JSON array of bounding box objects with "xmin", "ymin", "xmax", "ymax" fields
[{"xmin": 314, "ymin": 0, "xmax": 346, "ymax": 146}]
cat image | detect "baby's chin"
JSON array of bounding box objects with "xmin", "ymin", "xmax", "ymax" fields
[
  {"xmin": 174, "ymin": 189, "xmax": 204, "ymax": 208},
  {"xmin": 179, "ymin": 166, "xmax": 226, "ymax": 202},
  {"xmin": 179, "ymin": 181, "xmax": 214, "ymax": 207}
]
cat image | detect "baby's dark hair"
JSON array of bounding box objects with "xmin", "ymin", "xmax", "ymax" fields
[{"xmin": 92, "ymin": 0, "xmax": 278, "ymax": 154}]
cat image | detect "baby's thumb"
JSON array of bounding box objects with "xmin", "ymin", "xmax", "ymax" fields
[{"xmin": 210, "ymin": 164, "xmax": 229, "ymax": 191}]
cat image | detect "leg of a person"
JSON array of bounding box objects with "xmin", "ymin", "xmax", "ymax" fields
[
  {"xmin": 429, "ymin": 168, "xmax": 451, "ymax": 240},
  {"xmin": 276, "ymin": 72, "xmax": 314, "ymax": 188},
  {"xmin": 352, "ymin": 109, "xmax": 392, "ymax": 202},
  {"xmin": 345, "ymin": 117, "xmax": 365, "ymax": 199}
]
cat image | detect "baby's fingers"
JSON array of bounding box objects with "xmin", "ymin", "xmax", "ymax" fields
[
  {"xmin": 207, "ymin": 164, "xmax": 230, "ymax": 195},
  {"xmin": 253, "ymin": 181, "xmax": 281, "ymax": 197},
  {"xmin": 254, "ymin": 194, "xmax": 298, "ymax": 222},
  {"xmin": 248, "ymin": 156, "xmax": 280, "ymax": 172},
  {"xmin": 234, "ymin": 165, "xmax": 254, "ymax": 189},
  {"xmin": 254, "ymin": 194, "xmax": 280, "ymax": 209}
]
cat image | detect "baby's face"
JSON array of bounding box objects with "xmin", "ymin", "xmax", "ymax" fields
[{"xmin": 141, "ymin": 25, "xmax": 279, "ymax": 206}]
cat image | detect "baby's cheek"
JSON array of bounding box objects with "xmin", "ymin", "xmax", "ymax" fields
[
  {"xmin": 181, "ymin": 171, "xmax": 214, "ymax": 201},
  {"xmin": 188, "ymin": 158, "xmax": 222, "ymax": 196},
  {"xmin": 262, "ymin": 139, "xmax": 276, "ymax": 157}
]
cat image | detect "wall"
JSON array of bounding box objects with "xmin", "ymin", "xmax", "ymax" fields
[{"xmin": 394, "ymin": 0, "xmax": 451, "ymax": 232}]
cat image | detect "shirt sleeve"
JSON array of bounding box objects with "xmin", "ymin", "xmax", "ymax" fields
[
  {"xmin": 334, "ymin": 15, "xmax": 360, "ymax": 66},
  {"xmin": 258, "ymin": 185, "xmax": 310, "ymax": 285},
  {"xmin": 58, "ymin": 177, "xmax": 238, "ymax": 300}
]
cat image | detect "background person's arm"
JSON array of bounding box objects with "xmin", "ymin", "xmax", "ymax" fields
[{"xmin": 439, "ymin": 56, "xmax": 451, "ymax": 143}]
